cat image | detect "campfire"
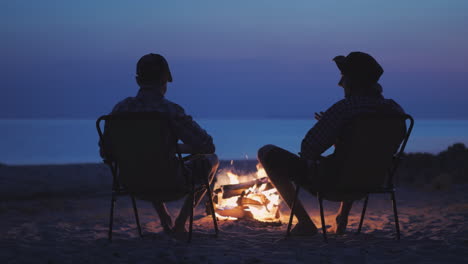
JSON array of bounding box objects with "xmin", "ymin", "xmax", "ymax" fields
[{"xmin": 211, "ymin": 162, "xmax": 282, "ymax": 222}]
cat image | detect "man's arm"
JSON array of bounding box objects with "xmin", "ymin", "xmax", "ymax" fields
[
  {"xmin": 170, "ymin": 104, "xmax": 215, "ymax": 154},
  {"xmin": 301, "ymin": 102, "xmax": 345, "ymax": 160}
]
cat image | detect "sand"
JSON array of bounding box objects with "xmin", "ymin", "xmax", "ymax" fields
[{"xmin": 1, "ymin": 162, "xmax": 468, "ymax": 263}]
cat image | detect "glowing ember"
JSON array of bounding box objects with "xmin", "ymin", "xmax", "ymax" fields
[{"xmin": 213, "ymin": 163, "xmax": 281, "ymax": 222}]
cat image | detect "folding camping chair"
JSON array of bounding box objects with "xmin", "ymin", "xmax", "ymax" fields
[
  {"xmin": 286, "ymin": 113, "xmax": 414, "ymax": 242},
  {"xmin": 96, "ymin": 112, "xmax": 218, "ymax": 242}
]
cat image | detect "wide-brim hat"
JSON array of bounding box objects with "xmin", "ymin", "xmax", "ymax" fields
[{"xmin": 333, "ymin": 52, "xmax": 383, "ymax": 83}]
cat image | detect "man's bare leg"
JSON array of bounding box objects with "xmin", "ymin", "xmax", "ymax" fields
[
  {"xmin": 258, "ymin": 145, "xmax": 317, "ymax": 235},
  {"xmin": 265, "ymin": 164, "xmax": 318, "ymax": 235},
  {"xmin": 331, "ymin": 200, "xmax": 353, "ymax": 235},
  {"xmin": 172, "ymin": 196, "xmax": 191, "ymax": 234},
  {"xmin": 173, "ymin": 154, "xmax": 219, "ymax": 234},
  {"xmin": 152, "ymin": 202, "xmax": 173, "ymax": 233}
]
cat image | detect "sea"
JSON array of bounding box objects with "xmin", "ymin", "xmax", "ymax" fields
[{"xmin": 0, "ymin": 119, "xmax": 467, "ymax": 165}]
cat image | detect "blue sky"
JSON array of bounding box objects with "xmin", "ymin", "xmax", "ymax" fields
[{"xmin": 1, "ymin": 0, "xmax": 467, "ymax": 118}]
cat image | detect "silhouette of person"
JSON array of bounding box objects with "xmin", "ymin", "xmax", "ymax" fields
[
  {"xmin": 258, "ymin": 52, "xmax": 405, "ymax": 235},
  {"xmin": 100, "ymin": 53, "xmax": 218, "ymax": 235}
]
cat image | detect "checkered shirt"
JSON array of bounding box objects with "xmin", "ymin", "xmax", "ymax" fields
[
  {"xmin": 301, "ymin": 95, "xmax": 405, "ymax": 160},
  {"xmin": 107, "ymin": 89, "xmax": 215, "ymax": 154}
]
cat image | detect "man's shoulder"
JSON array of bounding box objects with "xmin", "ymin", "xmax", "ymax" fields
[
  {"xmin": 325, "ymin": 98, "xmax": 349, "ymax": 113},
  {"xmin": 382, "ymin": 97, "xmax": 400, "ymax": 106},
  {"xmin": 343, "ymin": 96, "xmax": 406, "ymax": 114},
  {"xmin": 330, "ymin": 97, "xmax": 370, "ymax": 108},
  {"xmin": 110, "ymin": 96, "xmax": 187, "ymax": 117},
  {"xmin": 382, "ymin": 98, "xmax": 406, "ymax": 114},
  {"xmin": 159, "ymin": 97, "xmax": 183, "ymax": 110},
  {"xmin": 159, "ymin": 98, "xmax": 187, "ymax": 117},
  {"xmin": 111, "ymin": 96, "xmax": 137, "ymax": 113},
  {"xmin": 325, "ymin": 96, "xmax": 405, "ymax": 117},
  {"xmin": 336, "ymin": 96, "xmax": 401, "ymax": 107}
]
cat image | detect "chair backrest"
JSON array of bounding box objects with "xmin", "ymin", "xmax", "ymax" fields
[
  {"xmin": 330, "ymin": 113, "xmax": 413, "ymax": 194},
  {"xmin": 97, "ymin": 112, "xmax": 188, "ymax": 200}
]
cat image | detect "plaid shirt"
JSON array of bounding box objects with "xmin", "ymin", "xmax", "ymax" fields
[
  {"xmin": 107, "ymin": 89, "xmax": 215, "ymax": 154},
  {"xmin": 301, "ymin": 95, "xmax": 405, "ymax": 160}
]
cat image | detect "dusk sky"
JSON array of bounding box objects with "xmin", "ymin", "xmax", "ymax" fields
[{"xmin": 1, "ymin": 0, "xmax": 467, "ymax": 119}]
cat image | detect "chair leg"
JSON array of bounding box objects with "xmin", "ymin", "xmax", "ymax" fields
[
  {"xmin": 391, "ymin": 191, "xmax": 401, "ymax": 240},
  {"xmin": 357, "ymin": 195, "xmax": 369, "ymax": 234},
  {"xmin": 108, "ymin": 164, "xmax": 118, "ymax": 242},
  {"xmin": 205, "ymin": 182, "xmax": 219, "ymax": 236},
  {"xmin": 286, "ymin": 185, "xmax": 300, "ymax": 237},
  {"xmin": 188, "ymin": 187, "xmax": 195, "ymax": 243},
  {"xmin": 317, "ymin": 193, "xmax": 328, "ymax": 243},
  {"xmin": 108, "ymin": 194, "xmax": 116, "ymax": 242},
  {"xmin": 131, "ymin": 196, "xmax": 143, "ymax": 238}
]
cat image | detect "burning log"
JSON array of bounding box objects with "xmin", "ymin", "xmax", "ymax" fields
[
  {"xmin": 215, "ymin": 177, "xmax": 275, "ymax": 199},
  {"xmin": 215, "ymin": 207, "xmax": 253, "ymax": 219},
  {"xmin": 222, "ymin": 177, "xmax": 269, "ymax": 191},
  {"xmin": 216, "ymin": 207, "xmax": 245, "ymax": 218},
  {"xmin": 240, "ymin": 197, "xmax": 264, "ymax": 206}
]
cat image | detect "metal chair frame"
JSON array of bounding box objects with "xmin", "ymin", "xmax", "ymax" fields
[
  {"xmin": 96, "ymin": 113, "xmax": 218, "ymax": 242},
  {"xmin": 286, "ymin": 114, "xmax": 414, "ymax": 242}
]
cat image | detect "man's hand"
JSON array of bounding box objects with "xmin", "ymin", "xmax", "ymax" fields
[{"xmin": 314, "ymin": 111, "xmax": 325, "ymax": 121}]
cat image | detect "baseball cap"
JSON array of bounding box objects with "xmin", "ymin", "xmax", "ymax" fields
[
  {"xmin": 333, "ymin": 52, "xmax": 383, "ymax": 83},
  {"xmin": 136, "ymin": 53, "xmax": 173, "ymax": 83}
]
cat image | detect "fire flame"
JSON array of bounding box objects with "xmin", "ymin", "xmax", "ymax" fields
[
  {"xmin": 214, "ymin": 163, "xmax": 281, "ymax": 222},
  {"xmin": 227, "ymin": 172, "xmax": 240, "ymax": 185}
]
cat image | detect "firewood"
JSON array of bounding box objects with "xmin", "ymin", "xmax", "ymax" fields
[
  {"xmin": 220, "ymin": 189, "xmax": 244, "ymax": 198},
  {"xmin": 240, "ymin": 197, "xmax": 263, "ymax": 206},
  {"xmin": 222, "ymin": 177, "xmax": 269, "ymax": 191},
  {"xmin": 215, "ymin": 207, "xmax": 245, "ymax": 218},
  {"xmin": 217, "ymin": 179, "xmax": 275, "ymax": 199}
]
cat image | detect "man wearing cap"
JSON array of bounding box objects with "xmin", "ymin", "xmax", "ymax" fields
[
  {"xmin": 258, "ymin": 52, "xmax": 405, "ymax": 235},
  {"xmin": 100, "ymin": 53, "xmax": 218, "ymax": 235}
]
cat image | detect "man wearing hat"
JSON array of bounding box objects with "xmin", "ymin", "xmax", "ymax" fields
[
  {"xmin": 258, "ymin": 52, "xmax": 405, "ymax": 235},
  {"xmin": 101, "ymin": 53, "xmax": 218, "ymax": 235}
]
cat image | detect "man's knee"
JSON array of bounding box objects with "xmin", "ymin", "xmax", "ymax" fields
[
  {"xmin": 257, "ymin": 144, "xmax": 278, "ymax": 163},
  {"xmin": 208, "ymin": 153, "xmax": 219, "ymax": 165}
]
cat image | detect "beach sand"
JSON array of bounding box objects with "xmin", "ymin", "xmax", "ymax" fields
[{"xmin": 1, "ymin": 161, "xmax": 468, "ymax": 263}]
